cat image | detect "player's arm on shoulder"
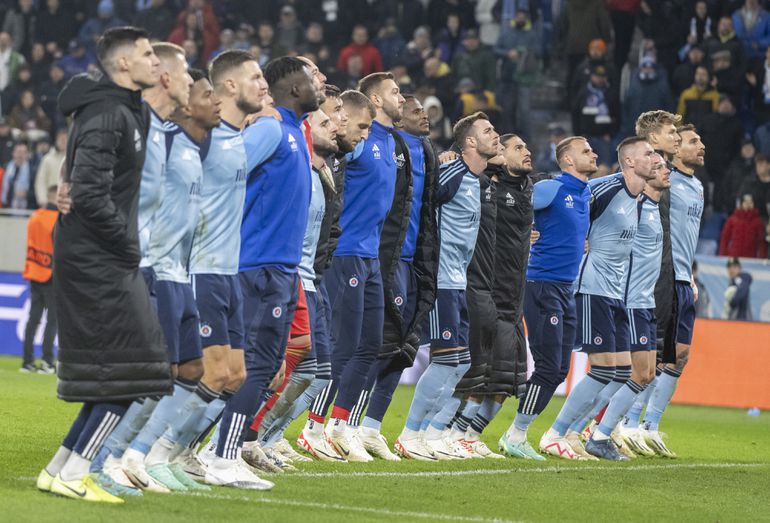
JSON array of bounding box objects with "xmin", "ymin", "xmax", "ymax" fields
[
  {"xmin": 243, "ymin": 116, "xmax": 282, "ymax": 173},
  {"xmin": 435, "ymin": 159, "xmax": 465, "ymax": 205},
  {"xmin": 532, "ymin": 179, "xmax": 561, "ymax": 210},
  {"xmin": 69, "ymin": 111, "xmax": 133, "ymax": 251}
]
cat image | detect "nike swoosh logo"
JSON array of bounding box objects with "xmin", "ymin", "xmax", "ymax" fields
[
  {"xmin": 339, "ymin": 447, "xmax": 350, "ymax": 456},
  {"xmin": 62, "ymin": 482, "xmax": 86, "ymax": 497}
]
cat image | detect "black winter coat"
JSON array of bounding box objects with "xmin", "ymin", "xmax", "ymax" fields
[
  {"xmin": 54, "ymin": 72, "xmax": 172, "ymax": 402},
  {"xmin": 314, "ymin": 154, "xmax": 346, "ymax": 282},
  {"xmin": 379, "ymin": 134, "xmax": 439, "ymax": 368},
  {"xmin": 654, "ymin": 184, "xmax": 677, "ymax": 364}
]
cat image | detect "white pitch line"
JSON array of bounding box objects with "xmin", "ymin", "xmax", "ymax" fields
[
  {"xmin": 288, "ymin": 462, "xmax": 767, "ymax": 478},
  {"xmin": 182, "ymin": 491, "xmax": 516, "ymax": 523}
]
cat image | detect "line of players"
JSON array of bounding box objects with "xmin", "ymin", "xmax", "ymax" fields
[{"xmin": 37, "ymin": 30, "xmax": 704, "ymax": 502}]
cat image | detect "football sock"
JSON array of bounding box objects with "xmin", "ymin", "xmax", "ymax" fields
[
  {"xmin": 129, "ymin": 378, "xmax": 197, "ymax": 455},
  {"xmin": 468, "ymin": 397, "xmax": 503, "ymax": 439},
  {"xmin": 45, "ymin": 446, "xmax": 72, "ymax": 477},
  {"xmin": 189, "ymin": 389, "xmax": 232, "ymax": 449},
  {"xmin": 91, "ymin": 397, "xmax": 156, "ymax": 470},
  {"xmin": 257, "ymin": 371, "xmax": 314, "ymax": 445},
  {"xmin": 643, "ymin": 367, "xmax": 681, "ymax": 431},
  {"xmin": 624, "ymin": 375, "xmax": 656, "ymax": 429},
  {"xmin": 450, "ymin": 398, "xmax": 481, "ymax": 438},
  {"xmin": 595, "ymin": 380, "xmax": 645, "ymax": 440},
  {"xmin": 551, "ymin": 365, "xmax": 615, "ymax": 436},
  {"xmin": 568, "ymin": 365, "xmax": 630, "ymax": 433},
  {"xmin": 59, "ymin": 452, "xmax": 91, "ymax": 482},
  {"xmin": 403, "ymin": 351, "xmax": 458, "ymax": 432},
  {"xmin": 429, "ymin": 350, "xmax": 471, "ymax": 431}
]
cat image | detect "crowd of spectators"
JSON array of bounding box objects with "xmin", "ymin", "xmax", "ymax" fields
[{"xmin": 0, "ymin": 0, "xmax": 768, "ymax": 258}]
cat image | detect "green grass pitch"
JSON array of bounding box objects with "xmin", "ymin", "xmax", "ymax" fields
[{"xmin": 1, "ymin": 355, "xmax": 769, "ymax": 522}]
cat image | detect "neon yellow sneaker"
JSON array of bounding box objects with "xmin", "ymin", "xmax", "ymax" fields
[
  {"xmin": 36, "ymin": 469, "xmax": 54, "ymax": 492},
  {"xmin": 49, "ymin": 473, "xmax": 124, "ymax": 503}
]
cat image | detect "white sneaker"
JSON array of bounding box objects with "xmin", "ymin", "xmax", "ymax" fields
[
  {"xmin": 103, "ymin": 454, "xmax": 137, "ymax": 488},
  {"xmin": 539, "ymin": 430, "xmax": 581, "ymax": 460},
  {"xmin": 263, "ymin": 446, "xmax": 297, "ymax": 472},
  {"xmin": 358, "ymin": 430, "xmax": 401, "ymax": 461},
  {"xmin": 564, "ymin": 430, "xmax": 599, "ymax": 461},
  {"xmin": 643, "ymin": 429, "xmax": 677, "ymax": 458},
  {"xmin": 121, "ymin": 448, "xmax": 170, "ymax": 493},
  {"xmin": 274, "ymin": 438, "xmax": 312, "ymax": 463},
  {"xmin": 326, "ymin": 429, "xmax": 372, "ymax": 462},
  {"xmin": 610, "ymin": 424, "xmax": 637, "ymax": 459},
  {"xmin": 393, "ymin": 436, "xmax": 437, "ymax": 461},
  {"xmin": 621, "ymin": 427, "xmax": 656, "ymax": 457},
  {"xmin": 197, "ymin": 441, "xmax": 216, "ymax": 466},
  {"xmin": 204, "ymin": 456, "xmax": 274, "ymax": 490},
  {"xmin": 297, "ymin": 428, "xmax": 346, "ymax": 462},
  {"xmin": 242, "ymin": 442, "xmax": 283, "ymax": 473},
  {"xmin": 447, "ymin": 438, "xmax": 473, "ymax": 459},
  {"xmin": 465, "ymin": 439, "xmax": 505, "ymax": 459},
  {"xmin": 425, "ymin": 437, "xmax": 459, "ymax": 460},
  {"xmin": 173, "ymin": 447, "xmax": 208, "ymax": 480}
]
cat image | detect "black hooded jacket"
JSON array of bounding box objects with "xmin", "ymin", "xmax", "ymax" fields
[
  {"xmin": 379, "ymin": 134, "xmax": 440, "ymax": 368},
  {"xmin": 54, "ymin": 71, "xmax": 171, "ymax": 402},
  {"xmin": 654, "ymin": 184, "xmax": 677, "ymax": 364},
  {"xmin": 314, "ymin": 154, "xmax": 346, "ymax": 282}
]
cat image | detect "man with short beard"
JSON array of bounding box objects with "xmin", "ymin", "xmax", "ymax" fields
[
  {"xmin": 305, "ymin": 72, "xmax": 405, "ymax": 461},
  {"xmin": 449, "ymin": 134, "xmax": 534, "ymax": 458},
  {"xmin": 396, "ymin": 112, "xmax": 500, "ymax": 461},
  {"xmin": 346, "ymin": 95, "xmax": 440, "ymax": 461}
]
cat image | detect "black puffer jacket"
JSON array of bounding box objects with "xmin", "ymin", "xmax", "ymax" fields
[
  {"xmin": 654, "ymin": 183, "xmax": 677, "ymax": 364},
  {"xmin": 314, "ymin": 154, "xmax": 346, "ymax": 282},
  {"xmin": 54, "ymin": 71, "xmax": 171, "ymax": 402},
  {"xmin": 458, "ymin": 171, "xmax": 497, "ymax": 393},
  {"xmin": 487, "ymin": 169, "xmax": 533, "ymax": 397},
  {"xmin": 380, "ymin": 135, "xmax": 440, "ymax": 368}
]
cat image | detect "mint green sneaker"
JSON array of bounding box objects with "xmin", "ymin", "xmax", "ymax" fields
[
  {"xmin": 499, "ymin": 433, "xmax": 546, "ymax": 461},
  {"xmin": 146, "ymin": 464, "xmax": 188, "ymax": 492},
  {"xmin": 94, "ymin": 472, "xmax": 143, "ymax": 497},
  {"xmin": 167, "ymin": 463, "xmax": 210, "ymax": 491}
]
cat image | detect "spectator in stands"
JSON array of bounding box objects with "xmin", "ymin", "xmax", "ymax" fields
[
  {"xmin": 375, "ymin": 18, "xmax": 408, "ymax": 70},
  {"xmin": 9, "ymin": 89, "xmax": 53, "ymax": 142},
  {"xmin": 535, "ymin": 124, "xmax": 567, "ymax": 175},
  {"xmin": 563, "ymin": 0, "xmax": 613, "ymax": 90},
  {"xmin": 252, "ymin": 22, "xmax": 287, "ymax": 66},
  {"xmin": 494, "ymin": 8, "xmax": 540, "ymax": 138},
  {"xmin": 427, "ymin": 0, "xmax": 475, "ymax": 37},
  {"xmin": 34, "ymin": 128, "xmax": 65, "ymax": 207},
  {"xmin": 719, "ymin": 139, "xmax": 758, "ymax": 212},
  {"xmin": 418, "ymin": 55, "xmax": 455, "ymax": 110},
  {"xmin": 211, "ymin": 28, "xmax": 236, "ymax": 58},
  {"xmin": 78, "ymin": 0, "xmax": 127, "ymax": 54},
  {"xmin": 28, "ymin": 43, "xmax": 51, "ymax": 86},
  {"xmin": 20, "ymin": 184, "xmax": 58, "ymax": 374},
  {"xmin": 435, "ymin": 13, "xmax": 464, "ymax": 64},
  {"xmin": 606, "ymin": 0, "xmax": 641, "ymax": 72},
  {"xmin": 732, "ymin": 0, "xmax": 770, "ymax": 63},
  {"xmin": 276, "ymin": 5, "xmax": 304, "ymax": 51},
  {"xmin": 404, "ymin": 26, "xmax": 435, "ymax": 76},
  {"xmin": 2, "ymin": 63, "xmax": 34, "ymax": 116},
  {"xmin": 337, "ymin": 24, "xmax": 384, "ymax": 77},
  {"xmin": 700, "ymin": 95, "xmax": 744, "ymax": 192},
  {"xmin": 36, "ymin": 0, "xmax": 77, "ymax": 53},
  {"xmin": 673, "ymin": 44, "xmax": 706, "ymax": 96},
  {"xmin": 2, "ymin": 0, "xmax": 35, "ymax": 57},
  {"xmin": 301, "ymin": 22, "xmax": 333, "ymax": 72},
  {"xmin": 738, "ymin": 152, "xmax": 770, "ymax": 219},
  {"xmin": 423, "ymin": 94, "xmax": 452, "ymax": 148},
  {"xmin": 57, "ymin": 39, "xmax": 92, "ymax": 80},
  {"xmin": 725, "ymin": 257, "xmax": 753, "ymax": 320},
  {"xmin": 638, "ymin": 0, "xmax": 687, "ymax": 78},
  {"xmin": 571, "ymin": 39, "xmax": 619, "ymax": 104},
  {"xmin": 720, "ymin": 193, "xmax": 768, "ymax": 257},
  {"xmin": 622, "ymin": 56, "xmax": 675, "ymax": 136},
  {"xmin": 168, "ymin": 0, "xmax": 220, "ymax": 63},
  {"xmin": 746, "ymin": 45, "xmax": 770, "ymax": 125},
  {"xmin": 704, "ymin": 15, "xmax": 745, "ymax": 74},
  {"xmin": 686, "ymin": 1, "xmax": 714, "ymax": 47},
  {"xmin": 677, "ymin": 65, "xmax": 720, "ymax": 129},
  {"xmin": 475, "ymin": 0, "xmax": 500, "ymax": 46},
  {"xmin": 38, "ymin": 63, "xmax": 65, "ymax": 129},
  {"xmin": 2, "ymin": 141, "xmax": 34, "ymax": 209},
  {"xmin": 0, "ymin": 118, "xmax": 14, "ymax": 166},
  {"xmin": 233, "ymin": 23, "xmax": 253, "ymax": 51},
  {"xmin": 0, "ymin": 32, "xmax": 25, "ymax": 93},
  {"xmin": 572, "ymin": 64, "xmax": 619, "ymax": 167},
  {"xmin": 452, "ymin": 28, "xmax": 496, "ymax": 92},
  {"xmin": 133, "ymin": 0, "xmax": 177, "ymax": 40},
  {"xmin": 692, "ymin": 261, "xmax": 712, "ymax": 318}
]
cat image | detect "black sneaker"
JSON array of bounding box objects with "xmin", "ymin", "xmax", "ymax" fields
[
  {"xmin": 38, "ymin": 362, "xmax": 56, "ymax": 375},
  {"xmin": 585, "ymin": 437, "xmax": 630, "ymax": 461},
  {"xmin": 19, "ymin": 363, "xmax": 38, "ymax": 373}
]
